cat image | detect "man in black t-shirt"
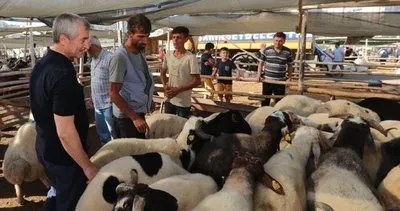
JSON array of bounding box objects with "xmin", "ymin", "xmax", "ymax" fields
[
  {"xmin": 29, "ymin": 13, "xmax": 99, "ymax": 211},
  {"xmin": 212, "ymin": 47, "xmax": 240, "ymax": 103},
  {"xmin": 200, "ymin": 42, "xmax": 215, "ymax": 99}
]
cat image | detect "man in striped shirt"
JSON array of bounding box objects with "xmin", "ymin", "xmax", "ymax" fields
[
  {"xmin": 257, "ymin": 32, "xmax": 293, "ymax": 106},
  {"xmin": 88, "ymin": 36, "xmax": 113, "ymax": 144}
]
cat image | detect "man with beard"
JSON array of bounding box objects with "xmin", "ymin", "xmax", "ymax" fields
[{"xmin": 109, "ymin": 14, "xmax": 154, "ymax": 138}]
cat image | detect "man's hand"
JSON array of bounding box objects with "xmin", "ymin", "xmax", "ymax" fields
[
  {"xmin": 211, "ymin": 74, "xmax": 216, "ymax": 79},
  {"xmin": 165, "ymin": 87, "xmax": 181, "ymax": 99},
  {"xmin": 83, "ymin": 163, "xmax": 99, "ymax": 183},
  {"xmin": 131, "ymin": 116, "xmax": 149, "ymax": 134},
  {"xmin": 257, "ymin": 74, "xmax": 262, "ymax": 82}
]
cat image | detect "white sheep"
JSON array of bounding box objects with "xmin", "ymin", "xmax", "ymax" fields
[
  {"xmin": 114, "ymin": 173, "xmax": 218, "ymax": 211},
  {"xmin": 76, "ymin": 152, "xmax": 189, "ymax": 211},
  {"xmin": 380, "ymin": 120, "xmax": 400, "ymax": 139},
  {"xmin": 175, "ymin": 116, "xmax": 203, "ymax": 148},
  {"xmin": 307, "ymin": 148, "xmax": 384, "ymax": 211},
  {"xmin": 307, "ymin": 117, "xmax": 385, "ymax": 211},
  {"xmin": 254, "ymin": 126, "xmax": 331, "ymax": 211},
  {"xmin": 2, "ymin": 121, "xmax": 50, "ymax": 205},
  {"xmin": 274, "ymin": 95, "xmax": 322, "ymax": 117},
  {"xmin": 146, "ymin": 113, "xmax": 187, "ymax": 139},
  {"xmin": 378, "ymin": 165, "xmax": 400, "ymax": 210},
  {"xmin": 315, "ymin": 99, "xmax": 381, "ymax": 122},
  {"xmin": 245, "ymin": 106, "xmax": 278, "ymax": 134},
  {"xmin": 306, "ymin": 112, "xmax": 343, "ymax": 127},
  {"xmin": 90, "ymin": 138, "xmax": 187, "ymax": 168}
]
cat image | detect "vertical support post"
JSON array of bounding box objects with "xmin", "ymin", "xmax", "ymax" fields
[
  {"xmin": 24, "ymin": 30, "xmax": 28, "ymax": 61},
  {"xmin": 166, "ymin": 32, "xmax": 170, "ymax": 53},
  {"xmin": 78, "ymin": 57, "xmax": 84, "ymax": 84},
  {"xmin": 364, "ymin": 38, "xmax": 368, "ymax": 59},
  {"xmin": 298, "ymin": 11, "xmax": 308, "ymax": 95},
  {"xmin": 29, "ymin": 24, "xmax": 36, "ymax": 67}
]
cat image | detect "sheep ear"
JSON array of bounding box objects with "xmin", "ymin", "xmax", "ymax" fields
[
  {"xmin": 259, "ymin": 173, "xmax": 285, "ymax": 195},
  {"xmin": 311, "ymin": 142, "xmax": 321, "ymax": 167},
  {"xmin": 130, "ymin": 169, "xmax": 138, "ymax": 184},
  {"xmin": 116, "ymin": 183, "xmax": 135, "ymax": 195}
]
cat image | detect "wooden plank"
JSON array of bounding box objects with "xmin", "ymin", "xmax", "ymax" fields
[
  {"xmin": 0, "ymin": 79, "xmax": 29, "ymax": 88},
  {"xmin": 0, "ymin": 84, "xmax": 29, "ymax": 93},
  {"xmin": 0, "ymin": 90, "xmax": 30, "ymax": 100}
]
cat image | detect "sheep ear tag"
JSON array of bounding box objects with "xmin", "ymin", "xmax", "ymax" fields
[
  {"xmin": 187, "ymin": 134, "xmax": 195, "ymax": 145},
  {"xmin": 284, "ymin": 133, "xmax": 292, "ymax": 144},
  {"xmin": 259, "ymin": 173, "xmax": 285, "ymax": 195}
]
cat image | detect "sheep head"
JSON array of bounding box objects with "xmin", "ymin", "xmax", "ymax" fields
[
  {"xmin": 232, "ymin": 150, "xmax": 285, "ymax": 195},
  {"xmin": 201, "ymin": 110, "xmax": 252, "ymax": 136},
  {"xmin": 331, "ymin": 115, "xmax": 377, "ymax": 158}
]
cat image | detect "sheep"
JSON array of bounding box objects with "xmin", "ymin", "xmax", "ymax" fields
[
  {"xmin": 377, "ymin": 165, "xmax": 400, "ymax": 210},
  {"xmin": 358, "ymin": 98, "xmax": 400, "ymax": 121},
  {"xmin": 274, "ymin": 95, "xmax": 322, "ymax": 117},
  {"xmin": 380, "ymin": 120, "xmax": 400, "ymax": 139},
  {"xmin": 306, "ymin": 113, "xmax": 343, "ymax": 127},
  {"xmin": 90, "ymin": 137, "xmax": 189, "ymax": 168},
  {"xmin": 315, "ymin": 99, "xmax": 381, "ymax": 122},
  {"xmin": 145, "ymin": 113, "xmax": 187, "ymax": 139},
  {"xmin": 307, "ymin": 116, "xmax": 385, "ymax": 211},
  {"xmin": 192, "ymin": 151, "xmax": 284, "ymax": 211},
  {"xmin": 187, "ymin": 110, "xmax": 293, "ymax": 187},
  {"xmin": 113, "ymin": 173, "xmax": 218, "ymax": 211},
  {"xmin": 254, "ymin": 126, "xmax": 332, "ymax": 211},
  {"xmin": 176, "ymin": 110, "xmax": 252, "ymax": 148},
  {"xmin": 363, "ymin": 137, "xmax": 400, "ymax": 187},
  {"xmin": 2, "ymin": 121, "xmax": 50, "ymax": 205},
  {"xmin": 76, "ymin": 152, "xmax": 189, "ymax": 211},
  {"xmin": 245, "ymin": 106, "xmax": 278, "ymax": 133}
]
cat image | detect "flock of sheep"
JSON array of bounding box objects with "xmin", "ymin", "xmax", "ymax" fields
[{"xmin": 2, "ymin": 94, "xmax": 400, "ymax": 211}]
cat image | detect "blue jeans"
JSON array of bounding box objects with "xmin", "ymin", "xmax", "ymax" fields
[
  {"xmin": 94, "ymin": 106, "xmax": 113, "ymax": 144},
  {"xmin": 164, "ymin": 101, "xmax": 191, "ymax": 118}
]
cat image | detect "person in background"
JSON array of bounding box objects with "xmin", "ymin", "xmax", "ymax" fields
[
  {"xmin": 257, "ymin": 32, "xmax": 293, "ymax": 106},
  {"xmin": 109, "ymin": 14, "xmax": 154, "ymax": 139},
  {"xmin": 87, "ymin": 36, "xmax": 113, "ymax": 144},
  {"xmin": 160, "ymin": 26, "xmax": 201, "ymax": 118},
  {"xmin": 29, "ymin": 13, "xmax": 98, "ymax": 211},
  {"xmin": 332, "ymin": 42, "xmax": 345, "ymax": 70},
  {"xmin": 200, "ymin": 42, "xmax": 215, "ymax": 99},
  {"xmin": 212, "ymin": 47, "xmax": 240, "ymax": 103}
]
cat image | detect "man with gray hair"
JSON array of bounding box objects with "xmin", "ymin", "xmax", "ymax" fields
[
  {"xmin": 29, "ymin": 13, "xmax": 99, "ymax": 211},
  {"xmin": 87, "ymin": 36, "xmax": 113, "ymax": 144}
]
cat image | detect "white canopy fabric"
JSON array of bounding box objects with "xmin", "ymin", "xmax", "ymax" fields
[
  {"xmin": 0, "ymin": 0, "xmax": 373, "ymax": 18},
  {"xmin": 153, "ymin": 11, "xmax": 400, "ymax": 36}
]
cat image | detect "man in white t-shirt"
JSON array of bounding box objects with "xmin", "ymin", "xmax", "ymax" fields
[
  {"xmin": 160, "ymin": 26, "xmax": 201, "ymax": 118},
  {"xmin": 332, "ymin": 43, "xmax": 344, "ymax": 70}
]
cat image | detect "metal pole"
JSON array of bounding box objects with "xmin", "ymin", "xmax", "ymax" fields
[
  {"xmin": 365, "ymin": 38, "xmax": 368, "ymax": 59},
  {"xmin": 298, "ymin": 11, "xmax": 308, "ymax": 95},
  {"xmin": 78, "ymin": 57, "xmax": 84, "ymax": 84},
  {"xmin": 29, "ymin": 24, "xmax": 36, "ymax": 67},
  {"xmin": 166, "ymin": 32, "xmax": 170, "ymax": 53}
]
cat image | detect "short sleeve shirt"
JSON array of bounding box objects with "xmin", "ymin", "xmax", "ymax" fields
[
  {"xmin": 162, "ymin": 51, "xmax": 200, "ymax": 107},
  {"xmin": 200, "ymin": 52, "xmax": 213, "ymax": 75},
  {"xmin": 216, "ymin": 59, "xmax": 236, "ymax": 84},
  {"xmin": 29, "ymin": 49, "xmax": 89, "ymax": 165},
  {"xmin": 259, "ymin": 46, "xmax": 293, "ymax": 81}
]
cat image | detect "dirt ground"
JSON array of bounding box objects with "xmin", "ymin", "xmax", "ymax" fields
[{"xmin": 0, "ymin": 81, "xmax": 345, "ymax": 210}]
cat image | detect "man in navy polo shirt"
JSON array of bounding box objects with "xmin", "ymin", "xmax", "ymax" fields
[{"xmin": 257, "ymin": 32, "xmax": 293, "ymax": 106}]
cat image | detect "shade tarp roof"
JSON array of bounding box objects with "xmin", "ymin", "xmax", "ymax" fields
[
  {"xmin": 0, "ymin": 0, "xmax": 375, "ymax": 18},
  {"xmin": 153, "ymin": 11, "xmax": 400, "ymax": 36}
]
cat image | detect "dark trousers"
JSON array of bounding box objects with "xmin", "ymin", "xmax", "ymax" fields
[
  {"xmin": 40, "ymin": 159, "xmax": 87, "ymax": 211},
  {"xmin": 261, "ymin": 82, "xmax": 286, "ymax": 106},
  {"xmin": 164, "ymin": 101, "xmax": 191, "ymax": 118},
  {"xmin": 332, "ymin": 64, "xmax": 344, "ymax": 70},
  {"xmin": 112, "ymin": 114, "xmax": 146, "ymax": 139}
]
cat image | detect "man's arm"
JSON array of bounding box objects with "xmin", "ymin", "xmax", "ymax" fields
[
  {"xmin": 257, "ymin": 61, "xmax": 264, "ymax": 82},
  {"xmin": 165, "ymin": 74, "xmax": 201, "ymax": 98},
  {"xmin": 287, "ymin": 64, "xmax": 293, "ymax": 80},
  {"xmin": 54, "ymin": 115, "xmax": 98, "ymax": 181}
]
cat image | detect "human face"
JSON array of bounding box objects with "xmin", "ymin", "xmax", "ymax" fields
[
  {"xmin": 220, "ymin": 50, "xmax": 229, "ymax": 60},
  {"xmin": 172, "ymin": 33, "xmax": 188, "ymax": 50},
  {"xmin": 273, "ymin": 36, "xmax": 285, "ymax": 50},
  {"xmin": 61, "ymin": 21, "xmax": 90, "ymax": 58},
  {"xmin": 128, "ymin": 27, "xmax": 149, "ymax": 51}
]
